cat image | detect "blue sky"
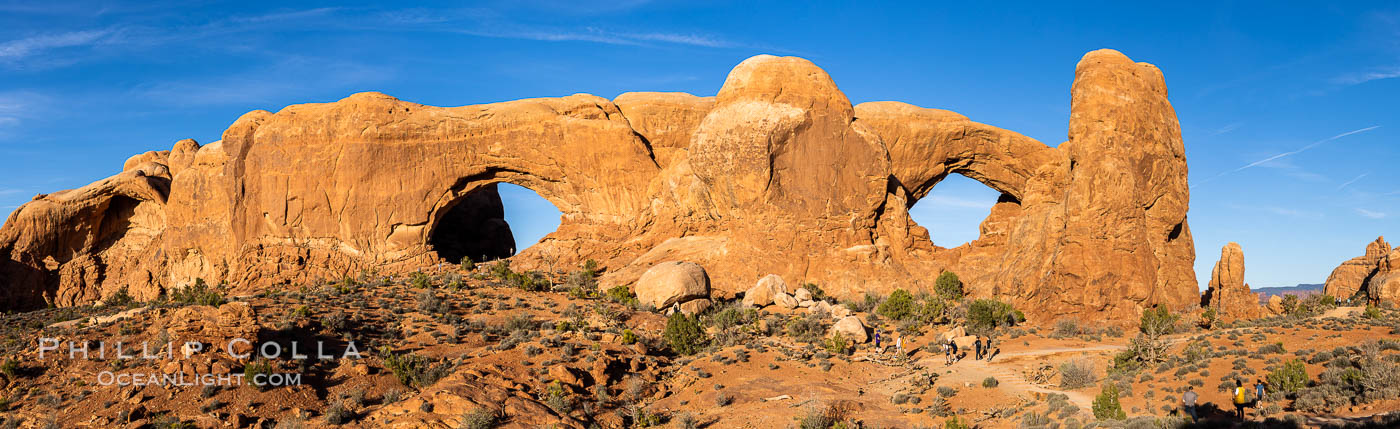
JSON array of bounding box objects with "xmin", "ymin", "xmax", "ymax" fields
[{"xmin": 1, "ymin": 1, "xmax": 1396, "ymax": 290}]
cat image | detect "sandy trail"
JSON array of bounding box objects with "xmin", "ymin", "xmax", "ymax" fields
[{"xmin": 906, "ymin": 344, "xmax": 1128, "ymax": 411}]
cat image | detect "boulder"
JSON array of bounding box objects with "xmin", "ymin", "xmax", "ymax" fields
[
  {"xmin": 1202, "ymin": 242, "xmax": 1263, "ymax": 321},
  {"xmin": 832, "ymin": 316, "xmax": 868, "ymax": 343},
  {"xmin": 793, "ymin": 288, "xmax": 812, "ymax": 302},
  {"xmin": 1267, "ymin": 295, "xmax": 1284, "ymax": 314},
  {"xmin": 677, "ymin": 299, "xmax": 712, "ymax": 316},
  {"xmin": 798, "ymin": 300, "xmax": 815, "ymax": 308},
  {"xmin": 1367, "ymin": 273, "xmax": 1400, "ymax": 306},
  {"xmin": 634, "ymin": 262, "xmax": 710, "ymax": 309},
  {"xmin": 742, "ymin": 274, "xmax": 787, "ymax": 308},
  {"xmin": 938, "ymin": 326, "xmax": 967, "ymax": 343},
  {"xmin": 773, "ymin": 292, "xmax": 799, "ymax": 309}
]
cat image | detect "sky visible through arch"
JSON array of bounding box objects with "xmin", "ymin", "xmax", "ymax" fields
[{"xmin": 1, "ymin": 1, "xmax": 1397, "ymax": 290}]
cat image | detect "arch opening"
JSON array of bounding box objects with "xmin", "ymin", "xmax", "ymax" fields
[
  {"xmin": 427, "ymin": 182, "xmax": 563, "ymax": 264},
  {"xmin": 908, "ymin": 173, "xmax": 1009, "ymax": 248}
]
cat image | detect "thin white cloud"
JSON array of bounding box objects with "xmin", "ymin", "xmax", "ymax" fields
[
  {"xmin": 454, "ymin": 26, "xmax": 732, "ymax": 48},
  {"xmin": 0, "ymin": 30, "xmax": 112, "ymax": 60},
  {"xmin": 1337, "ymin": 172, "xmax": 1369, "ymax": 190},
  {"xmin": 1333, "ymin": 67, "xmax": 1400, "ymax": 86},
  {"xmin": 1193, "ymin": 125, "xmax": 1380, "ymax": 188},
  {"xmin": 1356, "ymin": 208, "xmax": 1387, "ymax": 219}
]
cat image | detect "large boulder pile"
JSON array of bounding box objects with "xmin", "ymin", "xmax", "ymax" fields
[
  {"xmin": 1201, "ymin": 242, "xmax": 1264, "ymax": 320},
  {"xmin": 0, "ymin": 50, "xmax": 1199, "ymax": 322},
  {"xmin": 1323, "ymin": 236, "xmax": 1400, "ymax": 305}
]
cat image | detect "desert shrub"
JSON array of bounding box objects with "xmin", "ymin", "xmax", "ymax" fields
[
  {"xmin": 417, "ymin": 290, "xmax": 449, "ymax": 314},
  {"xmin": 802, "ymin": 283, "xmax": 829, "ymax": 302},
  {"xmin": 458, "ymin": 408, "xmax": 502, "ymax": 429},
  {"xmin": 937, "ymin": 386, "xmax": 957, "ymax": 397},
  {"xmin": 169, "ymin": 278, "xmax": 225, "ymax": 306},
  {"xmin": 1296, "ymin": 341, "xmax": 1400, "ymax": 411},
  {"xmin": 1267, "ymin": 359, "xmax": 1308, "ymax": 396},
  {"xmin": 105, "ymin": 286, "xmax": 137, "ymax": 308},
  {"xmin": 459, "ymin": 257, "xmax": 476, "ymax": 272},
  {"xmin": 242, "ymin": 360, "xmax": 275, "ymax": 390},
  {"xmin": 663, "ymin": 312, "xmax": 708, "ymax": 355},
  {"xmin": 1110, "ymin": 349, "xmax": 1141, "ymax": 375},
  {"xmin": 715, "ymin": 391, "xmax": 734, "ymax": 407},
  {"xmin": 621, "ymin": 329, "xmax": 639, "ymax": 345},
  {"xmin": 944, "ymin": 416, "xmax": 970, "ymax": 429},
  {"xmin": 1092, "ymin": 383, "xmax": 1127, "ymax": 420},
  {"xmin": 541, "ymin": 381, "xmax": 572, "ymax": 413},
  {"xmin": 1129, "ymin": 305, "xmax": 1177, "ymax": 363},
  {"xmin": 1052, "ymin": 319, "xmax": 1082, "ymax": 338},
  {"xmin": 1201, "ymin": 306, "xmax": 1217, "ymax": 328},
  {"xmin": 824, "ymin": 332, "xmax": 850, "ymax": 355},
  {"xmin": 785, "ymin": 313, "xmax": 828, "ymax": 344},
  {"xmin": 490, "ymin": 260, "xmax": 512, "ymax": 279},
  {"xmin": 844, "ymin": 292, "xmax": 882, "ymax": 313},
  {"xmin": 507, "ymin": 271, "xmax": 550, "ymax": 292},
  {"xmin": 324, "ymin": 400, "xmax": 353, "ymax": 425},
  {"xmin": 1365, "ymin": 305, "xmax": 1383, "ymax": 319},
  {"xmin": 1060, "ymin": 359, "xmax": 1097, "ymax": 389},
  {"xmin": 0, "ymin": 358, "xmax": 16, "ymax": 379},
  {"xmin": 1258, "ymin": 342, "xmax": 1286, "ymax": 354},
  {"xmin": 796, "ymin": 402, "xmax": 850, "ymax": 429},
  {"xmin": 409, "ymin": 271, "xmax": 431, "ymax": 289},
  {"xmin": 918, "ymin": 298, "xmax": 947, "ymax": 324},
  {"xmin": 967, "ymin": 299, "xmax": 1023, "ymax": 335},
  {"xmin": 381, "ymin": 346, "xmax": 452, "ymax": 388},
  {"xmin": 927, "ymin": 396, "xmax": 952, "ymax": 416},
  {"xmin": 935, "ymin": 271, "xmax": 964, "ymax": 301},
  {"xmin": 604, "ymin": 285, "xmax": 640, "ymax": 307},
  {"xmin": 983, "ymin": 376, "xmax": 999, "ymax": 388},
  {"xmin": 877, "ymin": 289, "xmax": 917, "ymax": 321}
]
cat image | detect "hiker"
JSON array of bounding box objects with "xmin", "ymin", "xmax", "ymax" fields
[
  {"xmin": 1181, "ymin": 385, "xmax": 1198, "ymax": 422},
  {"xmin": 942, "ymin": 341, "xmax": 951, "ymax": 364},
  {"xmin": 895, "ymin": 334, "xmax": 904, "ymax": 356},
  {"xmin": 1232, "ymin": 379, "xmax": 1247, "ymax": 421},
  {"xmin": 984, "ymin": 337, "xmax": 995, "ymax": 361},
  {"xmin": 874, "ymin": 329, "xmax": 882, "ymax": 354},
  {"xmin": 973, "ymin": 336, "xmax": 983, "ymax": 360},
  {"xmin": 1254, "ymin": 379, "xmax": 1266, "ymax": 408},
  {"xmin": 949, "ymin": 339, "xmax": 959, "ymax": 362}
]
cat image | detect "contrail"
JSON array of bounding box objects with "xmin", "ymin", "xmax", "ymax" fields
[
  {"xmin": 1337, "ymin": 172, "xmax": 1369, "ymax": 190},
  {"xmin": 1192, "ymin": 125, "xmax": 1380, "ymax": 189}
]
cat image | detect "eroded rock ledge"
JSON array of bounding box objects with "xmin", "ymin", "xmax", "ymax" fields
[{"xmin": 0, "ymin": 50, "xmax": 1196, "ymax": 321}]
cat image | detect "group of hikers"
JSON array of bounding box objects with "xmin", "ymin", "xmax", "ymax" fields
[
  {"xmin": 869, "ymin": 328, "xmax": 998, "ymax": 364},
  {"xmin": 1179, "ymin": 379, "xmax": 1269, "ymax": 422}
]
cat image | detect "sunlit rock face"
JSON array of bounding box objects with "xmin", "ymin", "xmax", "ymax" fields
[{"xmin": 0, "ymin": 50, "xmax": 1197, "ymax": 321}]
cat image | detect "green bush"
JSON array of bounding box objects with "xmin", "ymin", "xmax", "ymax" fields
[
  {"xmin": 944, "ymin": 416, "xmax": 969, "ymax": 429},
  {"xmin": 876, "ymin": 289, "xmax": 917, "ymax": 321},
  {"xmin": 1267, "ymin": 359, "xmax": 1308, "ymax": 395},
  {"xmin": 621, "ymin": 329, "xmax": 639, "ymax": 345},
  {"xmin": 802, "ymin": 283, "xmax": 828, "ymax": 302},
  {"xmin": 1092, "ymin": 383, "xmax": 1127, "ymax": 420},
  {"xmin": 410, "ymin": 271, "xmax": 431, "ymax": 289},
  {"xmin": 934, "ymin": 271, "xmax": 964, "ymax": 301},
  {"xmin": 982, "ymin": 377, "xmax": 999, "ymax": 388},
  {"xmin": 824, "ymin": 332, "xmax": 850, "ymax": 355},
  {"xmin": 459, "ymin": 257, "xmax": 476, "ymax": 272},
  {"xmin": 169, "ymin": 278, "xmax": 225, "ymax": 306},
  {"xmin": 490, "ymin": 259, "xmax": 512, "ymax": 279},
  {"xmin": 663, "ymin": 312, "xmax": 708, "ymax": 355},
  {"xmin": 242, "ymin": 360, "xmax": 275, "ymax": 390},
  {"xmin": 605, "ymin": 285, "xmax": 640, "ymax": 307},
  {"xmin": 1365, "ymin": 305, "xmax": 1382, "ymax": 319},
  {"xmin": 105, "ymin": 286, "xmax": 137, "ymax": 308},
  {"xmin": 918, "ymin": 298, "xmax": 947, "ymax": 324},
  {"xmin": 381, "ymin": 346, "xmax": 452, "ymax": 388},
  {"xmin": 0, "ymin": 358, "xmax": 17, "ymax": 379},
  {"xmin": 967, "ymin": 299, "xmax": 1021, "ymax": 334}
]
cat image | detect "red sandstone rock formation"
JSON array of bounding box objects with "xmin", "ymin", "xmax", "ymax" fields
[
  {"xmin": 0, "ymin": 50, "xmax": 1197, "ymax": 321},
  {"xmin": 1323, "ymin": 236, "xmax": 1397, "ymax": 303},
  {"xmin": 1202, "ymin": 242, "xmax": 1263, "ymax": 321}
]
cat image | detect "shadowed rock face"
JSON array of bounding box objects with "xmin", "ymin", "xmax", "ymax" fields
[{"xmin": 0, "ymin": 50, "xmax": 1197, "ymax": 321}]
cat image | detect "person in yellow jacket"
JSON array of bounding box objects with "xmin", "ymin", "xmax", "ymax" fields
[{"xmin": 1232, "ymin": 379, "xmax": 1248, "ymax": 421}]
